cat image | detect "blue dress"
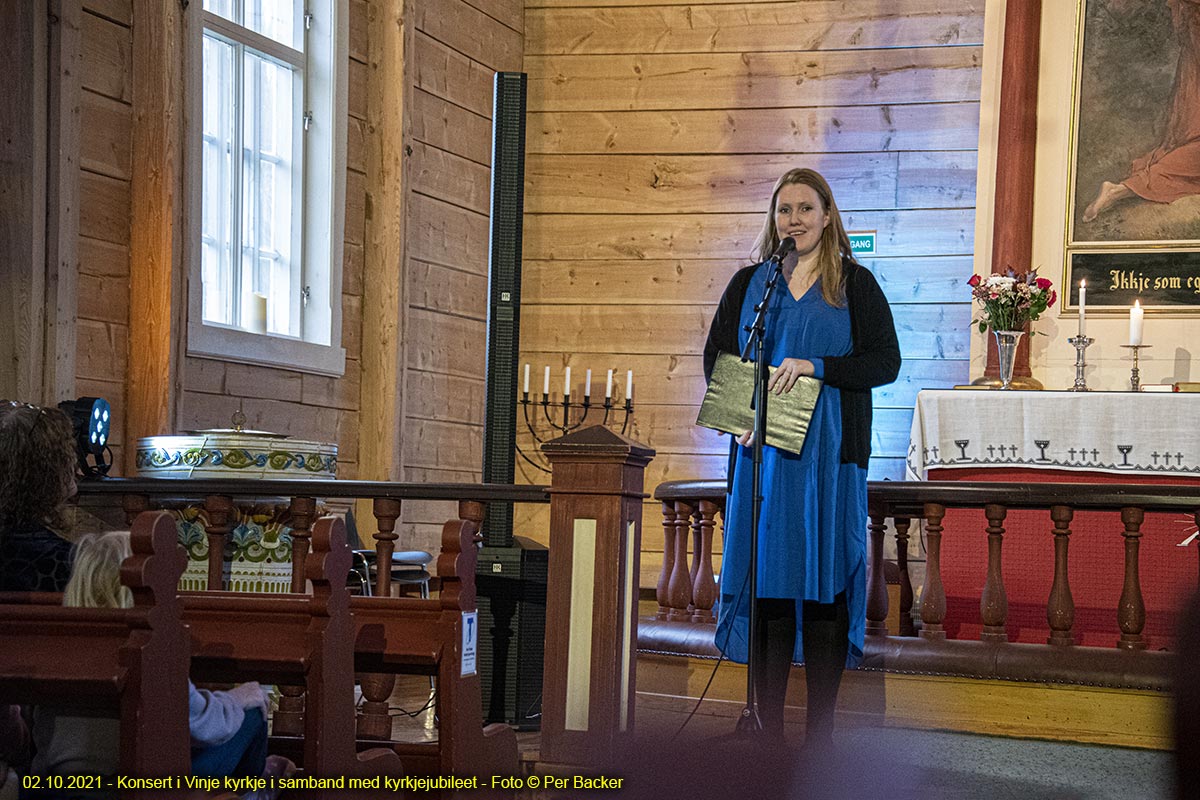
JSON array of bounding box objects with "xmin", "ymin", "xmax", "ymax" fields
[{"xmin": 714, "ymin": 264, "xmax": 868, "ymax": 668}]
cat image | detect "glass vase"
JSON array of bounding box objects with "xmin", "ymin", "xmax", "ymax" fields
[{"xmin": 992, "ymin": 329, "xmax": 1024, "ymax": 390}]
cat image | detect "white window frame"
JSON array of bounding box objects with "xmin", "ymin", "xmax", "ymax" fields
[{"xmin": 184, "ymin": 0, "xmax": 348, "ymax": 376}]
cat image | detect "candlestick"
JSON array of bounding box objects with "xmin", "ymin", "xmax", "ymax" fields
[
  {"xmin": 1129, "ymin": 300, "xmax": 1144, "ymax": 346},
  {"xmin": 605, "ymin": 369, "xmax": 613, "ymax": 399},
  {"xmin": 518, "ymin": 363, "xmax": 635, "ymax": 473},
  {"xmin": 564, "ymin": 366, "xmax": 571, "ymax": 397},
  {"xmin": 585, "ymin": 369, "xmax": 592, "ymax": 398},
  {"xmin": 543, "ymin": 366, "xmax": 550, "ymax": 396},
  {"xmin": 1066, "ymin": 335, "xmax": 1093, "ymax": 392},
  {"xmin": 626, "ymin": 370, "xmax": 633, "ymax": 401},
  {"xmin": 1077, "ymin": 280, "xmax": 1086, "ymax": 338},
  {"xmin": 523, "ymin": 363, "xmax": 530, "ymax": 395},
  {"xmin": 1119, "ymin": 344, "xmax": 1151, "ymax": 391}
]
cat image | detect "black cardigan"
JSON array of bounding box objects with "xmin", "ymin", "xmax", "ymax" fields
[{"xmin": 702, "ymin": 257, "xmax": 902, "ymax": 469}]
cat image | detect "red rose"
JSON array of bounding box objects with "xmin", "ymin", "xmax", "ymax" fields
[
  {"xmin": 1048, "ymin": 289, "xmax": 1057, "ymax": 307},
  {"xmin": 968, "ymin": 274, "xmax": 981, "ymax": 287},
  {"xmin": 1036, "ymin": 277, "xmax": 1052, "ymax": 290}
]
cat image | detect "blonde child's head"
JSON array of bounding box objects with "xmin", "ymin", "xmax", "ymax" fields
[{"xmin": 65, "ymin": 531, "xmax": 133, "ymax": 609}]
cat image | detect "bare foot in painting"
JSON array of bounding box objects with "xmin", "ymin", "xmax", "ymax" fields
[{"xmin": 1083, "ymin": 180, "xmax": 1135, "ymax": 221}]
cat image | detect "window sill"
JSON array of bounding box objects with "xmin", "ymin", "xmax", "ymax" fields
[{"xmin": 187, "ymin": 320, "xmax": 346, "ymax": 377}]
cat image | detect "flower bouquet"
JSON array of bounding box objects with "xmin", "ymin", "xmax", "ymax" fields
[
  {"xmin": 968, "ymin": 269, "xmax": 1056, "ymax": 333},
  {"xmin": 967, "ymin": 269, "xmax": 1056, "ymax": 389}
]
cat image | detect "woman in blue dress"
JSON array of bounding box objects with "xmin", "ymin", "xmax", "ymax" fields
[{"xmin": 702, "ymin": 168, "xmax": 900, "ymax": 744}]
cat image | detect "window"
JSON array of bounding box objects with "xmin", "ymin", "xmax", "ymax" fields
[{"xmin": 187, "ymin": 0, "xmax": 347, "ymax": 375}]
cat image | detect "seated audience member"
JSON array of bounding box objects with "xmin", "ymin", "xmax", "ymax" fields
[
  {"xmin": 24, "ymin": 532, "xmax": 293, "ymax": 800},
  {"xmin": 0, "ymin": 401, "xmax": 78, "ymax": 592}
]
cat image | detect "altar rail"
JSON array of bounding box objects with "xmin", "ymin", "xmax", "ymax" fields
[{"xmin": 646, "ymin": 480, "xmax": 1200, "ymax": 690}]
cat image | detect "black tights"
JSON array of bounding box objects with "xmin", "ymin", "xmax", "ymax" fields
[{"xmin": 752, "ymin": 593, "xmax": 849, "ymax": 741}]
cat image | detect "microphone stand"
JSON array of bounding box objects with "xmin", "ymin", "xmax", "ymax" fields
[{"xmin": 733, "ymin": 248, "xmax": 789, "ymax": 737}]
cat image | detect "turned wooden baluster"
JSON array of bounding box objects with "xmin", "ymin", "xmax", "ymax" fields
[
  {"xmin": 287, "ymin": 496, "xmax": 316, "ymax": 594},
  {"xmin": 357, "ymin": 497, "xmax": 403, "ymax": 739},
  {"xmin": 1118, "ymin": 506, "xmax": 1148, "ymax": 650},
  {"xmin": 894, "ymin": 517, "xmax": 915, "ymax": 637},
  {"xmin": 202, "ymin": 495, "xmax": 234, "ymax": 591},
  {"xmin": 1047, "ymin": 505, "xmax": 1076, "ymax": 646},
  {"xmin": 980, "ymin": 503, "xmax": 1009, "ymax": 642},
  {"xmin": 691, "ymin": 500, "xmax": 719, "ymax": 623},
  {"xmin": 657, "ymin": 502, "xmax": 677, "ymax": 620},
  {"xmin": 920, "ymin": 503, "xmax": 947, "ymax": 640},
  {"xmin": 667, "ymin": 500, "xmax": 695, "ymax": 621},
  {"xmin": 865, "ymin": 510, "xmax": 889, "ymax": 636},
  {"xmin": 372, "ymin": 497, "xmax": 401, "ymax": 597},
  {"xmin": 122, "ymin": 494, "xmax": 150, "ymax": 527}
]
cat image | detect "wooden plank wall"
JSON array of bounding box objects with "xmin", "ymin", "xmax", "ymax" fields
[
  {"xmin": 76, "ymin": 0, "xmax": 133, "ymax": 470},
  {"xmin": 395, "ymin": 0, "xmax": 524, "ymax": 550},
  {"xmin": 518, "ymin": 0, "xmax": 984, "ymax": 580}
]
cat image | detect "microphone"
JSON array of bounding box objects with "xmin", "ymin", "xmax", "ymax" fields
[{"xmin": 768, "ymin": 236, "xmax": 796, "ymax": 262}]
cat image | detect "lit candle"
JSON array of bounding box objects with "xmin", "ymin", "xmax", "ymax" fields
[
  {"xmin": 605, "ymin": 369, "xmax": 613, "ymax": 399},
  {"xmin": 1078, "ymin": 279, "xmax": 1086, "ymax": 338},
  {"xmin": 543, "ymin": 366, "xmax": 550, "ymax": 395},
  {"xmin": 523, "ymin": 363, "xmax": 530, "ymax": 395},
  {"xmin": 626, "ymin": 370, "xmax": 633, "ymax": 401},
  {"xmin": 1129, "ymin": 300, "xmax": 1144, "ymax": 346},
  {"xmin": 585, "ymin": 369, "xmax": 592, "ymax": 397},
  {"xmin": 564, "ymin": 366, "xmax": 572, "ymax": 396}
]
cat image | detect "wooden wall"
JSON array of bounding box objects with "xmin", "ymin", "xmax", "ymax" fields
[
  {"xmin": 383, "ymin": 0, "xmax": 524, "ymax": 549},
  {"xmin": 77, "ymin": 0, "xmax": 133, "ymax": 470},
  {"xmin": 518, "ymin": 0, "xmax": 984, "ymax": 580}
]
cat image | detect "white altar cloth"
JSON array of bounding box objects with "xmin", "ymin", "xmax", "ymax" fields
[{"xmin": 906, "ymin": 389, "xmax": 1200, "ymax": 480}]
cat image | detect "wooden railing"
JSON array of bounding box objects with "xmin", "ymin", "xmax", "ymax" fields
[{"xmin": 647, "ymin": 480, "xmax": 1200, "ymax": 689}]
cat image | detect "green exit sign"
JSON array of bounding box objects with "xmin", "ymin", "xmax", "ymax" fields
[{"xmin": 848, "ymin": 231, "xmax": 876, "ymax": 256}]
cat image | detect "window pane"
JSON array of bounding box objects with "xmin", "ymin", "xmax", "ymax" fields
[
  {"xmin": 202, "ymin": 0, "xmax": 235, "ymax": 22},
  {"xmin": 201, "ymin": 34, "xmax": 236, "ymax": 326},
  {"xmin": 246, "ymin": 0, "xmax": 301, "ymax": 51},
  {"xmin": 241, "ymin": 50, "xmax": 297, "ymax": 336}
]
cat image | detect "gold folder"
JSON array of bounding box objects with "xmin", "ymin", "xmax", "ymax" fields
[{"xmin": 696, "ymin": 352, "xmax": 821, "ymax": 455}]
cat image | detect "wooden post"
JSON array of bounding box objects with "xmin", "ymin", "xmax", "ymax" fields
[
  {"xmin": 920, "ymin": 503, "xmax": 948, "ymax": 640},
  {"xmin": 691, "ymin": 499, "xmax": 720, "ymax": 624},
  {"xmin": 656, "ymin": 501, "xmax": 676, "ymax": 620},
  {"xmin": 127, "ymin": 0, "xmax": 183, "ymax": 472},
  {"xmin": 977, "ymin": 0, "xmax": 1044, "ymax": 388},
  {"xmin": 865, "ymin": 510, "xmax": 889, "ymax": 636},
  {"xmin": 894, "ymin": 517, "xmax": 915, "ymax": 637},
  {"xmin": 1047, "ymin": 505, "xmax": 1076, "ymax": 646},
  {"xmin": 667, "ymin": 500, "xmax": 694, "ymax": 620},
  {"xmin": 202, "ymin": 495, "xmax": 233, "ymax": 591},
  {"xmin": 540, "ymin": 425, "xmax": 654, "ymax": 767},
  {"xmin": 1118, "ymin": 507, "xmax": 1147, "ymax": 651},
  {"xmin": 980, "ymin": 503, "xmax": 1009, "ymax": 642}
]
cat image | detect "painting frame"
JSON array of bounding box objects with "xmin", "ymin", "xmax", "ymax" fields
[{"xmin": 1063, "ymin": 0, "xmax": 1200, "ymax": 314}]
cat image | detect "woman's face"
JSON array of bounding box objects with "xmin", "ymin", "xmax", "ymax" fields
[{"xmin": 774, "ymin": 182, "xmax": 830, "ymax": 258}]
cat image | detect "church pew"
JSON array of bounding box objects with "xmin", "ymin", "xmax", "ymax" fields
[
  {"xmin": 350, "ymin": 509, "xmax": 518, "ymax": 780},
  {"xmin": 0, "ymin": 511, "xmax": 236, "ymax": 800},
  {"xmin": 179, "ymin": 515, "xmax": 401, "ymax": 798}
]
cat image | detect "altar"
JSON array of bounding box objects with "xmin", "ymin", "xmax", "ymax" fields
[{"xmin": 906, "ymin": 389, "xmax": 1200, "ymax": 647}]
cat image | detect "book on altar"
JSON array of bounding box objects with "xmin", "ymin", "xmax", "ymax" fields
[
  {"xmin": 1140, "ymin": 384, "xmax": 1174, "ymax": 392},
  {"xmin": 1175, "ymin": 382, "xmax": 1200, "ymax": 392},
  {"xmin": 696, "ymin": 352, "xmax": 821, "ymax": 455}
]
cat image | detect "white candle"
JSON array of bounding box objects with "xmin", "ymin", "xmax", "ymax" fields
[
  {"xmin": 605, "ymin": 369, "xmax": 613, "ymax": 399},
  {"xmin": 585, "ymin": 369, "xmax": 592, "ymax": 397},
  {"xmin": 523, "ymin": 363, "xmax": 530, "ymax": 394},
  {"xmin": 543, "ymin": 366, "xmax": 550, "ymax": 395},
  {"xmin": 564, "ymin": 366, "xmax": 572, "ymax": 396},
  {"xmin": 1129, "ymin": 300, "xmax": 1144, "ymax": 346},
  {"xmin": 626, "ymin": 370, "xmax": 633, "ymax": 401},
  {"xmin": 1078, "ymin": 280, "xmax": 1086, "ymax": 338}
]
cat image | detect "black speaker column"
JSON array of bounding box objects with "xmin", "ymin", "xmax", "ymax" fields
[{"xmin": 478, "ymin": 71, "xmax": 547, "ymax": 729}]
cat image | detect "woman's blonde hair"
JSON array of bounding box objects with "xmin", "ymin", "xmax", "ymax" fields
[
  {"xmin": 751, "ymin": 168, "xmax": 855, "ymax": 307},
  {"xmin": 64, "ymin": 531, "xmax": 133, "ymax": 609}
]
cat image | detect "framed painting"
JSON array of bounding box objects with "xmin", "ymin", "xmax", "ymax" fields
[{"xmin": 1065, "ymin": 0, "xmax": 1200, "ymax": 312}]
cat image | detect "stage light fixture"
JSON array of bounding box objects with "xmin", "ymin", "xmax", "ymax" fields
[{"xmin": 58, "ymin": 396, "xmax": 113, "ymax": 477}]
